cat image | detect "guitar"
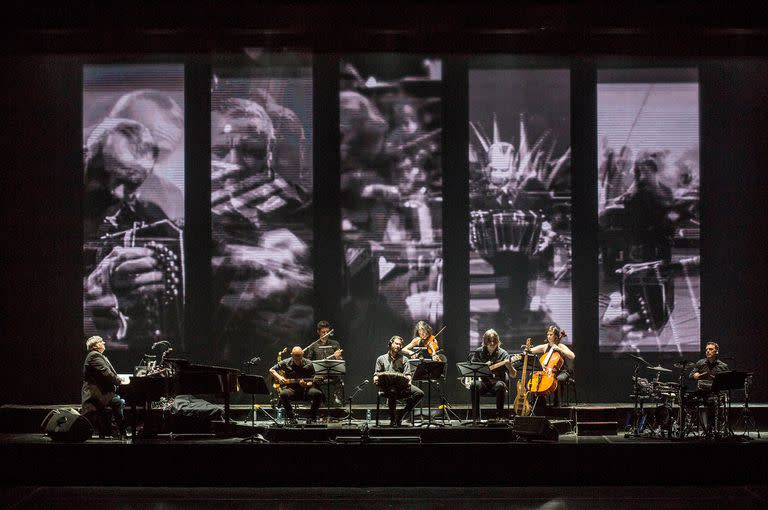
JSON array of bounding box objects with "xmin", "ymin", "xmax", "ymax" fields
[
  {"xmin": 513, "ymin": 338, "xmax": 533, "ymax": 416},
  {"xmin": 274, "ymin": 377, "xmax": 321, "ymax": 390},
  {"xmin": 461, "ymin": 354, "xmax": 521, "ymax": 389}
]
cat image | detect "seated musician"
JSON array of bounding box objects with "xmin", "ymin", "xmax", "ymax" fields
[
  {"xmin": 529, "ymin": 325, "xmax": 575, "ymax": 406},
  {"xmin": 374, "ymin": 336, "xmax": 424, "ymax": 426},
  {"xmin": 469, "ymin": 329, "xmax": 517, "ymax": 420},
  {"xmin": 303, "ymin": 320, "xmax": 344, "ymax": 406},
  {"xmin": 269, "ymin": 346, "xmax": 324, "ymax": 425},
  {"xmin": 402, "ymin": 320, "xmax": 443, "ymax": 361},
  {"xmin": 689, "ymin": 341, "xmax": 729, "ymax": 436},
  {"xmin": 80, "ymin": 336, "xmax": 128, "ymax": 438}
]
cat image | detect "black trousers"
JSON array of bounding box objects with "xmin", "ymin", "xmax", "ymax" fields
[
  {"xmin": 279, "ymin": 386, "xmax": 324, "ymax": 419},
  {"xmin": 385, "ymin": 384, "xmax": 424, "ymax": 423},
  {"xmin": 471, "ymin": 379, "xmax": 507, "ymax": 419}
]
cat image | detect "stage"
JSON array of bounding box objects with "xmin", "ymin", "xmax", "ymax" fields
[{"xmin": 2, "ymin": 402, "xmax": 766, "ymax": 487}]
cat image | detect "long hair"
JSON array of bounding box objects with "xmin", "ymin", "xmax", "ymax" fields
[
  {"xmin": 482, "ymin": 329, "xmax": 500, "ymax": 349},
  {"xmin": 413, "ymin": 320, "xmax": 433, "ymax": 341}
]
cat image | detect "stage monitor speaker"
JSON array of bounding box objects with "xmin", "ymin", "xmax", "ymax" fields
[
  {"xmin": 511, "ymin": 416, "xmax": 559, "ymax": 441},
  {"xmin": 41, "ymin": 408, "xmax": 93, "ymax": 442}
]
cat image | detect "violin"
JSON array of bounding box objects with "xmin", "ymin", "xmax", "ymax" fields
[
  {"xmin": 528, "ymin": 329, "xmax": 567, "ymax": 396},
  {"xmin": 412, "ymin": 326, "xmax": 445, "ymax": 359}
]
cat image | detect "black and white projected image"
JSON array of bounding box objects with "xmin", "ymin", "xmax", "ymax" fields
[
  {"xmin": 598, "ymin": 70, "xmax": 700, "ymax": 354},
  {"xmin": 468, "ymin": 69, "xmax": 572, "ymax": 351},
  {"xmin": 339, "ymin": 57, "xmax": 444, "ymax": 354},
  {"xmin": 210, "ymin": 72, "xmax": 314, "ymax": 366},
  {"xmin": 82, "ymin": 64, "xmax": 185, "ymax": 370}
]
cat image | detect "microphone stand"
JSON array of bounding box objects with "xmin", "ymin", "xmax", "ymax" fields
[{"xmin": 346, "ymin": 380, "xmax": 369, "ymax": 427}]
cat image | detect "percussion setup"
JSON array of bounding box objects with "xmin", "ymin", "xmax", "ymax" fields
[{"xmin": 625, "ymin": 354, "xmax": 754, "ymax": 440}]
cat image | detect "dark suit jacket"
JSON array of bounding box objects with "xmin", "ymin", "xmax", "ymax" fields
[{"xmin": 81, "ymin": 350, "xmax": 122, "ymax": 410}]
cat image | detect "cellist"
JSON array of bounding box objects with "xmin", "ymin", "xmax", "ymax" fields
[
  {"xmin": 529, "ymin": 325, "xmax": 575, "ymax": 405},
  {"xmin": 402, "ymin": 320, "xmax": 444, "ymax": 361}
]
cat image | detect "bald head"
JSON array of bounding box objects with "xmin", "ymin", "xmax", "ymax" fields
[{"xmin": 290, "ymin": 346, "xmax": 304, "ymax": 364}]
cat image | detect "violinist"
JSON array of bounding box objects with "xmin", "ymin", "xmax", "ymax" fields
[
  {"xmin": 529, "ymin": 325, "xmax": 575, "ymax": 405},
  {"xmin": 402, "ymin": 320, "xmax": 443, "ymax": 361}
]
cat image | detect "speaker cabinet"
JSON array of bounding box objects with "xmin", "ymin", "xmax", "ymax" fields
[
  {"xmin": 510, "ymin": 415, "xmax": 559, "ymax": 441},
  {"xmin": 41, "ymin": 408, "xmax": 93, "ymax": 442}
]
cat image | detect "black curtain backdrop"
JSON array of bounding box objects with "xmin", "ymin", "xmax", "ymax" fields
[{"xmin": 2, "ymin": 12, "xmax": 767, "ymax": 405}]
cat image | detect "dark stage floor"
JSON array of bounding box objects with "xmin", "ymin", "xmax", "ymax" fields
[
  {"xmin": 2, "ymin": 403, "xmax": 766, "ymax": 489},
  {"xmin": 2, "ymin": 486, "xmax": 767, "ymax": 509}
]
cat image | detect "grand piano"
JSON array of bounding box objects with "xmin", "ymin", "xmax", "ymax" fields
[{"xmin": 121, "ymin": 358, "xmax": 241, "ymax": 438}]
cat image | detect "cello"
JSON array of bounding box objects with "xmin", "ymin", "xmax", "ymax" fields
[
  {"xmin": 513, "ymin": 338, "xmax": 533, "ymax": 416},
  {"xmin": 528, "ymin": 329, "xmax": 567, "ymax": 396}
]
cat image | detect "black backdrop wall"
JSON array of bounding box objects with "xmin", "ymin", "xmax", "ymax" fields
[{"xmin": 2, "ymin": 5, "xmax": 767, "ymax": 405}]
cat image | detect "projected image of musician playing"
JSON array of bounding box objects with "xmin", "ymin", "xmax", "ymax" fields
[
  {"xmin": 468, "ymin": 329, "xmax": 517, "ymax": 421},
  {"xmin": 373, "ymin": 336, "xmax": 424, "ymax": 426},
  {"xmin": 269, "ymin": 346, "xmax": 324, "ymax": 425},
  {"xmin": 83, "ymin": 119, "xmax": 183, "ymax": 362}
]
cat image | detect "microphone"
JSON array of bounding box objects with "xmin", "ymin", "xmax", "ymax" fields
[
  {"xmin": 245, "ymin": 357, "xmax": 261, "ymax": 365},
  {"xmin": 355, "ymin": 379, "xmax": 370, "ymax": 390}
]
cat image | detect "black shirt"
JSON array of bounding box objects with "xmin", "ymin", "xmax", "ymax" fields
[
  {"xmin": 304, "ymin": 339, "xmax": 342, "ymax": 361},
  {"xmin": 690, "ymin": 358, "xmax": 729, "ymax": 391},
  {"xmin": 271, "ymin": 358, "xmax": 315, "ymax": 386},
  {"xmin": 470, "ymin": 346, "xmax": 511, "ymax": 380}
]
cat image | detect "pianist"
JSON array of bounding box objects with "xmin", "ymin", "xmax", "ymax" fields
[
  {"xmin": 80, "ymin": 335, "xmax": 127, "ymax": 438},
  {"xmin": 373, "ymin": 336, "xmax": 423, "ymax": 426}
]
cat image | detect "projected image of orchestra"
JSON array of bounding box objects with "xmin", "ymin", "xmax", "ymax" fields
[
  {"xmin": 82, "ymin": 64, "xmax": 185, "ymax": 370},
  {"xmin": 339, "ymin": 56, "xmax": 444, "ymax": 370},
  {"xmin": 209, "ymin": 67, "xmax": 314, "ymax": 367},
  {"xmin": 598, "ymin": 69, "xmax": 700, "ymax": 354},
  {"xmin": 468, "ymin": 69, "xmax": 572, "ymax": 351}
]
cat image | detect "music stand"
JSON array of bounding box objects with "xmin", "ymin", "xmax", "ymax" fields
[
  {"xmin": 412, "ymin": 360, "xmax": 447, "ymax": 427},
  {"xmin": 457, "ymin": 362, "xmax": 492, "ymax": 424},
  {"xmin": 711, "ymin": 371, "xmax": 748, "ymax": 438},
  {"xmin": 312, "ymin": 359, "xmax": 346, "ymax": 424},
  {"xmin": 407, "ymin": 358, "xmax": 424, "ymax": 424},
  {"xmin": 238, "ymin": 374, "xmax": 270, "ymax": 442}
]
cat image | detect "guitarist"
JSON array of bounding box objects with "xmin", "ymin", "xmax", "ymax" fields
[
  {"xmin": 303, "ymin": 320, "xmax": 344, "ymax": 406},
  {"xmin": 269, "ymin": 346, "xmax": 324, "ymax": 425},
  {"xmin": 529, "ymin": 325, "xmax": 575, "ymax": 406},
  {"xmin": 469, "ymin": 329, "xmax": 517, "ymax": 421}
]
